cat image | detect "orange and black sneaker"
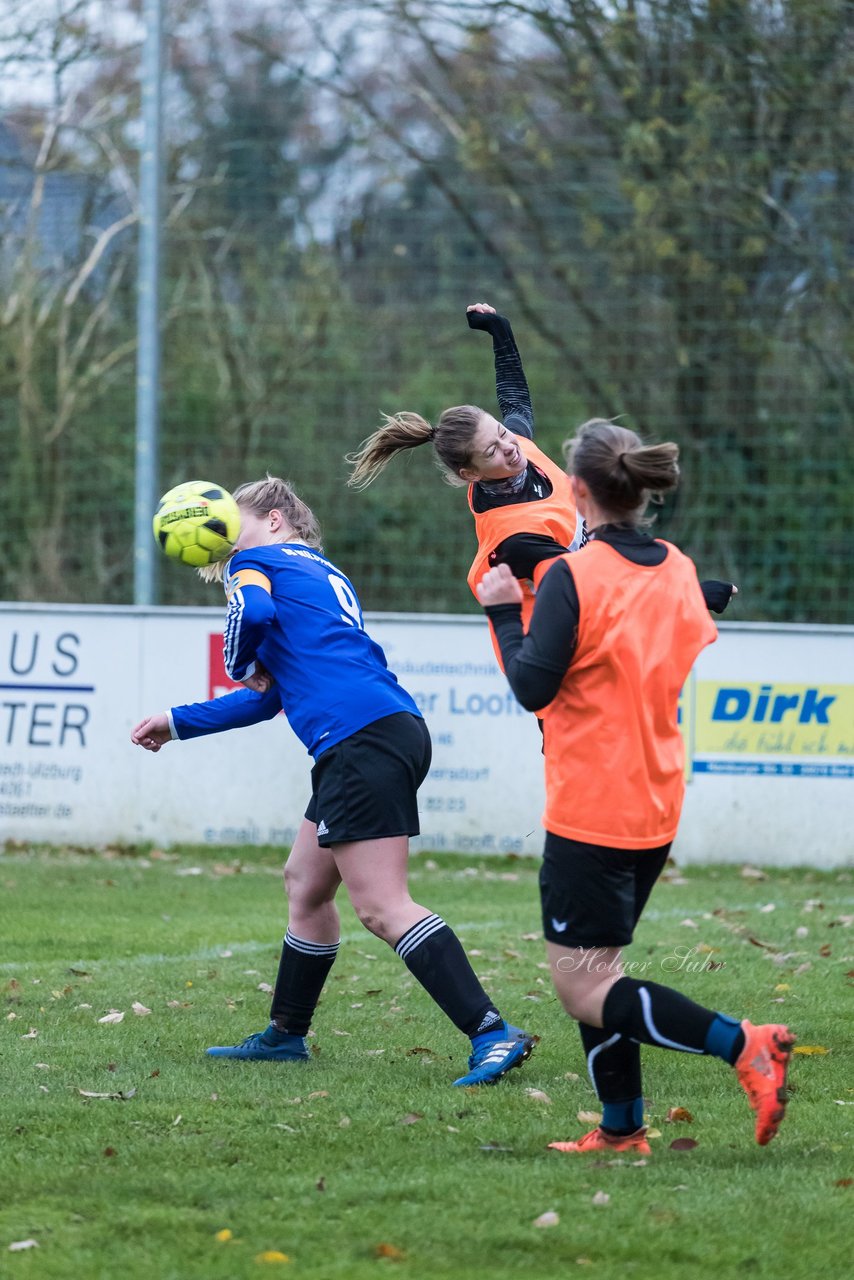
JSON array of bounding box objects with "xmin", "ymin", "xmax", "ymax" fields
[
  {"xmin": 548, "ymin": 1126, "xmax": 651, "ymax": 1156},
  {"xmin": 735, "ymin": 1020, "xmax": 795, "ymax": 1146}
]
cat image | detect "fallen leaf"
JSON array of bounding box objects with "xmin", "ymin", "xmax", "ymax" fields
[
  {"xmin": 98, "ymin": 1011, "xmax": 125, "ymax": 1025},
  {"xmin": 521, "ymin": 932, "xmax": 540, "ymax": 941},
  {"xmin": 646, "ymin": 1128, "xmax": 663, "ymax": 1139},
  {"xmin": 577, "ymin": 1111, "xmax": 602, "ymax": 1125},
  {"xmin": 406, "ymin": 1046, "xmax": 437, "ymax": 1057},
  {"xmin": 316, "ymin": 1177, "xmax": 325, "ymax": 1192},
  {"xmin": 103, "ymin": 1146, "xmax": 117, "ymax": 1157},
  {"xmin": 131, "ymin": 1002, "xmax": 151, "ymax": 1016},
  {"xmin": 34, "ymin": 1063, "xmax": 50, "ymax": 1070},
  {"xmin": 255, "ymin": 1251, "xmax": 290, "ymax": 1264},
  {"xmin": 374, "ymin": 1243, "xmax": 406, "ymax": 1260},
  {"xmin": 835, "ymin": 1178, "xmax": 853, "ymax": 1187},
  {"xmin": 77, "ymin": 1089, "xmax": 136, "ymax": 1100},
  {"xmin": 172, "ymin": 1114, "xmax": 182, "ymax": 1125},
  {"xmin": 793, "ymin": 1045, "xmax": 830, "ymax": 1055},
  {"xmin": 175, "ymin": 866, "xmax": 203, "ymax": 876},
  {"xmin": 592, "ymin": 1191, "xmax": 610, "ymax": 1207},
  {"xmin": 533, "ymin": 1210, "xmax": 559, "ymax": 1228},
  {"xmin": 399, "ymin": 1112, "xmax": 423, "ymax": 1125},
  {"xmin": 741, "ymin": 865, "xmax": 767, "ymax": 879},
  {"xmin": 8, "ymin": 1240, "xmax": 39, "ymax": 1252},
  {"xmin": 669, "ymin": 1138, "xmax": 699, "ymax": 1151},
  {"xmin": 339, "ymin": 1116, "xmax": 351, "ymax": 1128},
  {"xmin": 21, "ymin": 1027, "xmax": 38, "ymax": 1039},
  {"xmin": 759, "ymin": 903, "xmax": 776, "ymax": 913},
  {"xmin": 307, "ymin": 1091, "xmax": 329, "ymax": 1100},
  {"xmin": 666, "ymin": 1107, "xmax": 694, "ymax": 1124},
  {"xmin": 774, "ymin": 984, "xmax": 791, "ymax": 993},
  {"xmin": 679, "ymin": 918, "xmax": 698, "ymax": 929},
  {"xmin": 819, "ymin": 944, "xmax": 832, "ymax": 958},
  {"xmin": 525, "ymin": 1089, "xmax": 552, "ymax": 1105},
  {"xmin": 215, "ymin": 1229, "xmax": 233, "ymax": 1242},
  {"xmin": 219, "ymin": 950, "xmax": 233, "ymax": 959},
  {"xmin": 257, "ymin": 983, "xmax": 274, "ymax": 994}
]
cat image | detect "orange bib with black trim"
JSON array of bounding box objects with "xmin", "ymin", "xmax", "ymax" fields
[
  {"xmin": 534, "ymin": 540, "xmax": 717, "ymax": 849},
  {"xmin": 466, "ymin": 437, "xmax": 582, "ymax": 667}
]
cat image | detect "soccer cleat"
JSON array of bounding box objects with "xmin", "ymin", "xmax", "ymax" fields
[
  {"xmin": 452, "ymin": 1023, "xmax": 534, "ymax": 1086},
  {"xmin": 548, "ymin": 1126, "xmax": 652, "ymax": 1156},
  {"xmin": 205, "ymin": 1026, "xmax": 310, "ymax": 1062},
  {"xmin": 735, "ymin": 1020, "xmax": 795, "ymax": 1145}
]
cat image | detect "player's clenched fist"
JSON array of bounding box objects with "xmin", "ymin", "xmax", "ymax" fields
[{"xmin": 476, "ymin": 563, "xmax": 524, "ymax": 607}]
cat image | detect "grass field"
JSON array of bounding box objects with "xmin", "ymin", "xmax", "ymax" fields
[{"xmin": 1, "ymin": 844, "xmax": 852, "ymax": 1280}]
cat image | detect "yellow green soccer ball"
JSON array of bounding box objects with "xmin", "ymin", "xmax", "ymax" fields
[{"xmin": 152, "ymin": 481, "xmax": 240, "ymax": 567}]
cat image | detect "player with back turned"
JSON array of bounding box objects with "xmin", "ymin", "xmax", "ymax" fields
[{"xmin": 477, "ymin": 419, "xmax": 794, "ymax": 1153}]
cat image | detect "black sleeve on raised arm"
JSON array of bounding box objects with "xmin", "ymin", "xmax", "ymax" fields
[
  {"xmin": 466, "ymin": 309, "xmax": 534, "ymax": 438},
  {"xmin": 485, "ymin": 560, "xmax": 579, "ymax": 710}
]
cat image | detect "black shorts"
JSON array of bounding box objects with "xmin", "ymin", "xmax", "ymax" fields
[
  {"xmin": 305, "ymin": 712, "xmax": 431, "ymax": 848},
  {"xmin": 539, "ymin": 831, "xmax": 671, "ymax": 948}
]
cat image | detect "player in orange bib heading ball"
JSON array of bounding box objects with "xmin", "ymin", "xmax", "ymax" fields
[
  {"xmin": 477, "ymin": 419, "xmax": 794, "ymax": 1154},
  {"xmin": 347, "ymin": 303, "xmax": 587, "ymax": 669},
  {"xmin": 348, "ymin": 303, "xmax": 734, "ymax": 670}
]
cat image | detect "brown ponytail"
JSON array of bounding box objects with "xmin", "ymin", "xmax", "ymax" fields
[
  {"xmin": 347, "ymin": 404, "xmax": 487, "ymax": 489},
  {"xmin": 565, "ymin": 418, "xmax": 680, "ymax": 523}
]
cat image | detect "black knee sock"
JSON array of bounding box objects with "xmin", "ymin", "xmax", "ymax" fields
[
  {"xmin": 602, "ymin": 977, "xmax": 744, "ymax": 1063},
  {"xmin": 578, "ymin": 1023, "xmax": 644, "ymax": 1135},
  {"xmin": 269, "ymin": 929, "xmax": 339, "ymax": 1036},
  {"xmin": 394, "ymin": 914, "xmax": 503, "ymax": 1038}
]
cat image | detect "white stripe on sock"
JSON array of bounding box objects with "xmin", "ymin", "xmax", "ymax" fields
[
  {"xmin": 284, "ymin": 930, "xmax": 340, "ymax": 957},
  {"xmin": 586, "ymin": 1031, "xmax": 622, "ymax": 1089},
  {"xmin": 639, "ymin": 986, "xmax": 704, "ymax": 1054},
  {"xmin": 395, "ymin": 914, "xmax": 446, "ymax": 960}
]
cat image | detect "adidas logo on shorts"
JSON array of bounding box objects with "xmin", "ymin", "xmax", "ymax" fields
[{"xmin": 316, "ymin": 819, "xmax": 329, "ymax": 837}]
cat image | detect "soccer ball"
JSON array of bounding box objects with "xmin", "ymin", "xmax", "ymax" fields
[{"xmin": 152, "ymin": 481, "xmax": 241, "ymax": 567}]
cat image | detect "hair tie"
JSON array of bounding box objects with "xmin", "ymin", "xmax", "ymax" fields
[{"xmin": 428, "ymin": 425, "xmax": 436, "ymax": 440}]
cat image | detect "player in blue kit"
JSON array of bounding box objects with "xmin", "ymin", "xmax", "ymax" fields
[{"xmin": 132, "ymin": 475, "xmax": 534, "ymax": 1086}]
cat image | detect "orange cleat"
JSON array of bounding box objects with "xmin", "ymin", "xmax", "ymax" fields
[
  {"xmin": 735, "ymin": 1021, "xmax": 795, "ymax": 1146},
  {"xmin": 548, "ymin": 1126, "xmax": 651, "ymax": 1156}
]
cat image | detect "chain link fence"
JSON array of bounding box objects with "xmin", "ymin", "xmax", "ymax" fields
[{"xmin": 0, "ymin": 1, "xmax": 851, "ymax": 621}]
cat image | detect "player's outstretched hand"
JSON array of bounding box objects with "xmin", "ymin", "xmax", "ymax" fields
[
  {"xmin": 131, "ymin": 713, "xmax": 171, "ymax": 752},
  {"xmin": 477, "ymin": 563, "xmax": 524, "ymax": 608}
]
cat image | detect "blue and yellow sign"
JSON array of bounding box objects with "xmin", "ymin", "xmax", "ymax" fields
[{"xmin": 684, "ymin": 681, "xmax": 854, "ymax": 778}]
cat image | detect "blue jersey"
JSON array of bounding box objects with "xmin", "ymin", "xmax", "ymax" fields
[{"xmin": 171, "ymin": 542, "xmax": 420, "ymax": 758}]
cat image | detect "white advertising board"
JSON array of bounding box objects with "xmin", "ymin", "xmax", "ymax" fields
[{"xmin": 0, "ymin": 604, "xmax": 852, "ymax": 866}]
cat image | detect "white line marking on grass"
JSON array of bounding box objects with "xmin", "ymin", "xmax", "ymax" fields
[{"xmin": 0, "ymin": 920, "xmax": 515, "ymax": 974}]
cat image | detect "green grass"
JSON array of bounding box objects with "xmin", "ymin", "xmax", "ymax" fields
[{"xmin": 1, "ymin": 844, "xmax": 852, "ymax": 1280}]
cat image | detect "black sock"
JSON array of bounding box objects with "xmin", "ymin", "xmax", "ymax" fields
[
  {"xmin": 602, "ymin": 976, "xmax": 723, "ymax": 1056},
  {"xmin": 269, "ymin": 929, "xmax": 339, "ymax": 1036},
  {"xmin": 578, "ymin": 1023, "xmax": 644, "ymax": 1135},
  {"xmin": 394, "ymin": 914, "xmax": 502, "ymax": 1038}
]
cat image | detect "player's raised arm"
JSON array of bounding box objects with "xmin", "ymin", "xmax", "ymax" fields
[{"xmin": 466, "ymin": 302, "xmax": 534, "ymax": 439}]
